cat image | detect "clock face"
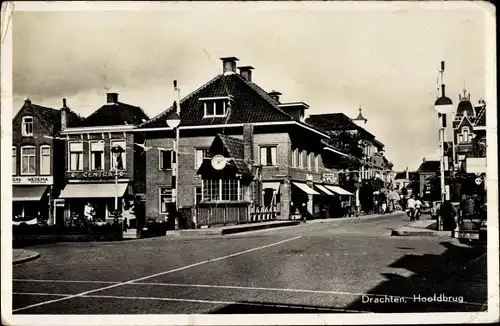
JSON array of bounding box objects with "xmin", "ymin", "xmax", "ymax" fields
[{"xmin": 211, "ymin": 154, "xmax": 227, "ymax": 170}]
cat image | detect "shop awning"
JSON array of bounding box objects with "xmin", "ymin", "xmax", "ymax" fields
[
  {"xmin": 13, "ymin": 186, "xmax": 48, "ymax": 201},
  {"xmin": 315, "ymin": 184, "xmax": 335, "ymax": 196},
  {"xmin": 325, "ymin": 185, "xmax": 354, "ymax": 196},
  {"xmin": 262, "ymin": 182, "xmax": 281, "ymax": 192},
  {"xmin": 292, "ymin": 182, "xmax": 320, "ymax": 195},
  {"xmin": 60, "ymin": 183, "xmax": 128, "ymax": 199}
]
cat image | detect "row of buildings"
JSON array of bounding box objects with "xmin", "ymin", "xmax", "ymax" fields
[
  {"xmin": 12, "ymin": 57, "xmax": 394, "ymax": 230},
  {"xmin": 393, "ymin": 88, "xmax": 488, "ymax": 203}
]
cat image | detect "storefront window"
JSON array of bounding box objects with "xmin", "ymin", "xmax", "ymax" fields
[
  {"xmin": 40, "ymin": 145, "xmax": 51, "ymax": 175},
  {"xmin": 69, "ymin": 142, "xmax": 83, "ymax": 171},
  {"xmin": 21, "ymin": 146, "xmax": 36, "ymax": 175},
  {"xmin": 90, "ymin": 141, "xmax": 104, "ymax": 170},
  {"xmin": 159, "ymin": 187, "xmax": 172, "ymax": 214}
]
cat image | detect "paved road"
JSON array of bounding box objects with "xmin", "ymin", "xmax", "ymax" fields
[{"xmin": 12, "ymin": 212, "xmax": 487, "ymax": 314}]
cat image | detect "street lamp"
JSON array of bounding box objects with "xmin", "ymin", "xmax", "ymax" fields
[
  {"xmin": 111, "ymin": 144, "xmax": 124, "ymax": 219},
  {"xmin": 434, "ymin": 61, "xmax": 453, "ymax": 231},
  {"xmin": 167, "ymin": 80, "xmax": 181, "ymax": 229}
]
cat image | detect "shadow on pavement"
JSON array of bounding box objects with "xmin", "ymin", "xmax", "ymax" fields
[
  {"xmin": 209, "ymin": 301, "xmax": 365, "ymax": 314},
  {"xmin": 345, "ymin": 241, "xmax": 487, "ymax": 313}
]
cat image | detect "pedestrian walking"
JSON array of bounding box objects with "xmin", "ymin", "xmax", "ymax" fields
[{"xmin": 407, "ymin": 195, "xmax": 416, "ymax": 221}]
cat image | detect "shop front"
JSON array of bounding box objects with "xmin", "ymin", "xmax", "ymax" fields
[
  {"xmin": 60, "ymin": 170, "xmax": 135, "ymax": 226},
  {"xmin": 12, "ymin": 176, "xmax": 53, "ymax": 224}
]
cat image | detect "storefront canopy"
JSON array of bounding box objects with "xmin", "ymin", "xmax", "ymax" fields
[
  {"xmin": 262, "ymin": 182, "xmax": 281, "ymax": 192},
  {"xmin": 60, "ymin": 183, "xmax": 128, "ymax": 199},
  {"xmin": 315, "ymin": 184, "xmax": 335, "ymax": 196},
  {"xmin": 325, "ymin": 185, "xmax": 354, "ymax": 196},
  {"xmin": 13, "ymin": 186, "xmax": 48, "ymax": 201},
  {"xmin": 292, "ymin": 182, "xmax": 320, "ymax": 195}
]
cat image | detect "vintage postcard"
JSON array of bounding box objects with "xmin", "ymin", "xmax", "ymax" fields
[{"xmin": 1, "ymin": 1, "xmax": 498, "ymax": 325}]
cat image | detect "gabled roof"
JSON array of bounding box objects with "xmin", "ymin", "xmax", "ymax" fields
[
  {"xmin": 81, "ymin": 102, "xmax": 149, "ymax": 127},
  {"xmin": 140, "ymin": 73, "xmax": 293, "ymax": 129},
  {"xmin": 216, "ymin": 134, "xmax": 244, "ymax": 159},
  {"xmin": 417, "ymin": 160, "xmax": 440, "ymax": 173},
  {"xmin": 306, "ymin": 113, "xmax": 376, "ymax": 140}
]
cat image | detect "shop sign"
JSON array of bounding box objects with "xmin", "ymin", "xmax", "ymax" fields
[
  {"xmin": 55, "ymin": 199, "xmax": 65, "ymax": 207},
  {"xmin": 69, "ymin": 171, "xmax": 125, "ymax": 179},
  {"xmin": 12, "ymin": 176, "xmax": 53, "ymax": 185},
  {"xmin": 322, "ymin": 173, "xmax": 338, "ymax": 184}
]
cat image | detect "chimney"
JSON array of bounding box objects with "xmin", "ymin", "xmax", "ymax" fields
[
  {"xmin": 61, "ymin": 98, "xmax": 68, "ymax": 130},
  {"xmin": 220, "ymin": 57, "xmax": 239, "ymax": 74},
  {"xmin": 268, "ymin": 90, "xmax": 282, "ymax": 102},
  {"xmin": 238, "ymin": 66, "xmax": 254, "ymax": 82},
  {"xmin": 25, "ymin": 98, "xmax": 31, "ymax": 105},
  {"xmin": 243, "ymin": 123, "xmax": 254, "ymax": 167},
  {"xmin": 405, "ymin": 166, "xmax": 409, "ymax": 179},
  {"xmin": 106, "ymin": 92, "xmax": 119, "ymax": 104}
]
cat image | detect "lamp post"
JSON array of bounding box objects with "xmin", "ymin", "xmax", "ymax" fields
[
  {"xmin": 434, "ymin": 61, "xmax": 454, "ymax": 231},
  {"xmin": 166, "ymin": 80, "xmax": 181, "ymax": 229},
  {"xmin": 111, "ymin": 144, "xmax": 124, "ymax": 220}
]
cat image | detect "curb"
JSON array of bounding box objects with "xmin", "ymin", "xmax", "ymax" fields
[
  {"xmin": 306, "ymin": 212, "xmax": 406, "ymax": 224},
  {"xmin": 13, "ymin": 251, "xmax": 41, "ymax": 265},
  {"xmin": 170, "ymin": 220, "xmax": 301, "ymax": 237},
  {"xmin": 391, "ymin": 229, "xmax": 452, "ymax": 237}
]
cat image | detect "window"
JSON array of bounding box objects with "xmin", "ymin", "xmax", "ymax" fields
[
  {"xmin": 462, "ymin": 127, "xmax": 469, "ymax": 143},
  {"xmin": 195, "ymin": 186, "xmax": 203, "ymax": 205},
  {"xmin": 159, "ymin": 187, "xmax": 172, "ymax": 214},
  {"xmin": 89, "ymin": 141, "xmax": 104, "ymax": 170},
  {"xmin": 301, "ymin": 150, "xmax": 307, "ymax": 168},
  {"xmin": 260, "ymin": 146, "xmax": 277, "ymax": 166},
  {"xmin": 458, "ymin": 134, "xmax": 463, "ymax": 143},
  {"xmin": 315, "ymin": 155, "xmax": 319, "ymax": 172},
  {"xmin": 21, "ymin": 116, "xmax": 33, "ymax": 137},
  {"xmin": 307, "ymin": 153, "xmax": 313, "ymax": 170},
  {"xmin": 292, "ymin": 148, "xmax": 299, "ymax": 167},
  {"xmin": 21, "ymin": 146, "xmax": 36, "ymax": 175},
  {"xmin": 110, "ymin": 139, "xmax": 126, "ymax": 170},
  {"xmin": 204, "ymin": 99, "xmax": 228, "ymax": 118},
  {"xmin": 202, "ymin": 179, "xmax": 242, "ymax": 201},
  {"xmin": 40, "ymin": 145, "xmax": 51, "ymax": 175},
  {"xmin": 159, "ymin": 149, "xmax": 172, "ymax": 170},
  {"xmin": 69, "ymin": 142, "xmax": 83, "ymax": 171},
  {"xmin": 12, "ymin": 147, "xmax": 16, "ymax": 175},
  {"xmin": 195, "ymin": 148, "xmax": 209, "ymax": 170}
]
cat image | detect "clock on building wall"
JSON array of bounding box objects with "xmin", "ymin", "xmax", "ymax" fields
[{"xmin": 211, "ymin": 154, "xmax": 227, "ymax": 170}]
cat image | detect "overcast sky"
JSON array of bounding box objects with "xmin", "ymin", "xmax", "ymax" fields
[{"xmin": 10, "ymin": 2, "xmax": 489, "ymax": 171}]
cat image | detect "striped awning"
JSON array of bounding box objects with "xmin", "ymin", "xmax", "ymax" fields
[
  {"xmin": 325, "ymin": 185, "xmax": 354, "ymax": 196},
  {"xmin": 13, "ymin": 186, "xmax": 48, "ymax": 201},
  {"xmin": 60, "ymin": 183, "xmax": 128, "ymax": 199},
  {"xmin": 293, "ymin": 182, "xmax": 320, "ymax": 195},
  {"xmin": 315, "ymin": 184, "xmax": 335, "ymax": 196}
]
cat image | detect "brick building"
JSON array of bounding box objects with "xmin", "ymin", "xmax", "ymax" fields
[
  {"xmin": 57, "ymin": 93, "xmax": 149, "ymax": 227},
  {"xmin": 138, "ymin": 57, "xmax": 356, "ymax": 227},
  {"xmin": 12, "ymin": 99, "xmax": 82, "ymax": 224}
]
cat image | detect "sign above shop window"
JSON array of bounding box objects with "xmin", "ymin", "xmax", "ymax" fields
[
  {"xmin": 12, "ymin": 176, "xmax": 53, "ymax": 185},
  {"xmin": 322, "ymin": 173, "xmax": 338, "ymax": 184},
  {"xmin": 69, "ymin": 171, "xmax": 125, "ymax": 179}
]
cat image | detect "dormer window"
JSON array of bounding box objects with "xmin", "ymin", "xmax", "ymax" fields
[
  {"xmin": 200, "ymin": 96, "xmax": 229, "ymax": 118},
  {"xmin": 21, "ymin": 116, "xmax": 34, "ymax": 137}
]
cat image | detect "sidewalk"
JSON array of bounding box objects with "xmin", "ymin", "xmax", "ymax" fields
[
  {"xmin": 391, "ymin": 217, "xmax": 452, "ymax": 237},
  {"xmin": 13, "ymin": 249, "xmax": 41, "ymax": 265}
]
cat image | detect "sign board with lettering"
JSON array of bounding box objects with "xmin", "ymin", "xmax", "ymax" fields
[
  {"xmin": 12, "ymin": 176, "xmax": 53, "ymax": 185},
  {"xmin": 68, "ymin": 171, "xmax": 126, "ymax": 180},
  {"xmin": 322, "ymin": 173, "xmax": 338, "ymax": 185}
]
